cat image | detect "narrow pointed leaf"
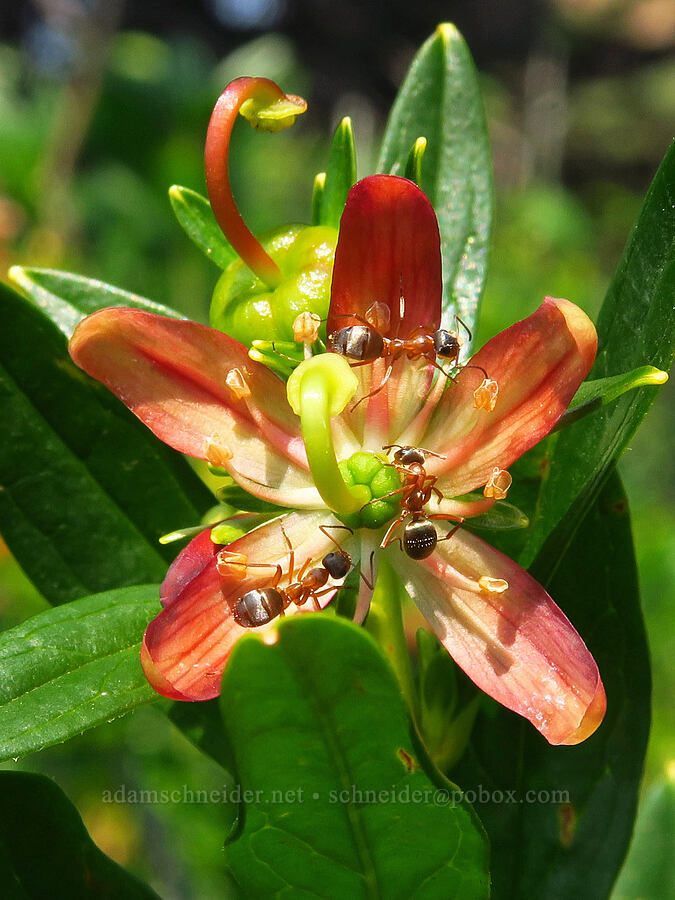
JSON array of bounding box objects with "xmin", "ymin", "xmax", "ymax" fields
[
  {"xmin": 0, "ymin": 772, "xmax": 159, "ymax": 898},
  {"xmin": 521, "ymin": 141, "xmax": 675, "ymax": 574},
  {"xmin": 454, "ymin": 472, "xmax": 650, "ymax": 900},
  {"xmin": 555, "ymin": 365, "xmax": 668, "ymax": 431},
  {"xmin": 9, "ymin": 265, "xmax": 183, "ymax": 340},
  {"xmin": 0, "ymin": 283, "xmax": 212, "ymax": 603},
  {"xmin": 378, "ymin": 24, "xmax": 493, "ymax": 342},
  {"xmin": 0, "ymin": 585, "xmax": 160, "ymax": 761},
  {"xmin": 320, "ymin": 116, "xmax": 357, "ymax": 229},
  {"xmin": 168, "ymin": 184, "xmax": 237, "ymax": 269},
  {"xmin": 221, "ymin": 615, "xmax": 489, "ymax": 898}
]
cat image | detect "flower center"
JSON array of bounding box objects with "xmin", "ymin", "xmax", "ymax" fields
[{"xmin": 337, "ymin": 452, "xmax": 402, "ymax": 530}]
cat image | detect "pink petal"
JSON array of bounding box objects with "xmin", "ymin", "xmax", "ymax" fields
[
  {"xmin": 69, "ymin": 308, "xmax": 324, "ymax": 508},
  {"xmin": 415, "ymin": 298, "xmax": 597, "ymax": 496},
  {"xmin": 388, "ymin": 527, "xmax": 606, "ymax": 745},
  {"xmin": 142, "ymin": 512, "xmax": 350, "ymax": 701},
  {"xmin": 327, "ymin": 175, "xmax": 442, "ymax": 337}
]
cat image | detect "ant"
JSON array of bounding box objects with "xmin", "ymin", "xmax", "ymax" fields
[
  {"xmin": 217, "ymin": 524, "xmax": 361, "ymax": 628},
  {"xmin": 327, "ymin": 279, "xmax": 474, "ymax": 406},
  {"xmin": 373, "ymin": 445, "xmax": 464, "ymax": 560}
]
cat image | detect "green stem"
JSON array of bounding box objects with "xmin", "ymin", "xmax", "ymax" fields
[{"xmin": 367, "ymin": 558, "xmax": 420, "ymax": 725}]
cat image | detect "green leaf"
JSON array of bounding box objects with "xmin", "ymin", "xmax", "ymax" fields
[
  {"xmin": 9, "ymin": 265, "xmax": 184, "ymax": 340},
  {"xmin": 168, "ymin": 184, "xmax": 237, "ymax": 269},
  {"xmin": 0, "ymin": 282, "xmax": 213, "ymax": 603},
  {"xmin": 555, "ymin": 365, "xmax": 668, "ymax": 432},
  {"xmin": 378, "ymin": 23, "xmax": 493, "ymax": 342},
  {"xmin": 0, "ymin": 585, "xmax": 160, "ymax": 762},
  {"xmin": 521, "ymin": 141, "xmax": 675, "ymax": 574},
  {"xmin": 0, "ymin": 771, "xmax": 159, "ymax": 898},
  {"xmin": 611, "ymin": 773, "xmax": 675, "ymax": 900},
  {"xmin": 454, "ymin": 471, "xmax": 650, "ymax": 900},
  {"xmin": 320, "ymin": 116, "xmax": 357, "ymax": 229},
  {"xmin": 221, "ymin": 615, "xmax": 489, "ymax": 898}
]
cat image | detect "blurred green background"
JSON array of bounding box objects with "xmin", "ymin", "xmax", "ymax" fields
[{"xmin": 0, "ymin": 1, "xmax": 672, "ymax": 897}]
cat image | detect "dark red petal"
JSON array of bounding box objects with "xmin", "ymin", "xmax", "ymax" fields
[{"xmin": 327, "ymin": 175, "xmax": 442, "ymax": 337}]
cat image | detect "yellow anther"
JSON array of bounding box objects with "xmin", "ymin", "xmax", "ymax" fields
[
  {"xmin": 483, "ymin": 467, "xmax": 512, "ymax": 500},
  {"xmin": 365, "ymin": 301, "xmax": 391, "ymax": 333},
  {"xmin": 225, "ymin": 367, "xmax": 251, "ymax": 400},
  {"xmin": 205, "ymin": 436, "xmax": 233, "ymax": 468},
  {"xmin": 479, "ymin": 576, "xmax": 509, "ymax": 594},
  {"xmin": 473, "ymin": 378, "xmax": 499, "ymax": 411},
  {"xmin": 292, "ymin": 311, "xmax": 321, "ymax": 343},
  {"xmin": 216, "ymin": 550, "xmax": 248, "ymax": 580}
]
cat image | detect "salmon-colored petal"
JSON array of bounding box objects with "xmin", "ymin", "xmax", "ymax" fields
[
  {"xmin": 412, "ymin": 297, "xmax": 598, "ymax": 496},
  {"xmin": 327, "ymin": 175, "xmax": 442, "ymax": 338},
  {"xmin": 388, "ymin": 527, "xmax": 606, "ymax": 745},
  {"xmin": 69, "ymin": 307, "xmax": 324, "ymax": 507},
  {"xmin": 143, "ymin": 512, "xmax": 351, "ymax": 700}
]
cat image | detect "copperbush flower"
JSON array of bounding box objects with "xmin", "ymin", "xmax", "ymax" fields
[{"xmin": 69, "ymin": 170, "xmax": 606, "ymax": 747}]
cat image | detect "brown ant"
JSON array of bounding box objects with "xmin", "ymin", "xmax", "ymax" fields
[
  {"xmin": 373, "ymin": 445, "xmax": 464, "ymax": 560},
  {"xmin": 218, "ymin": 525, "xmax": 363, "ymax": 628},
  {"xmin": 327, "ymin": 283, "xmax": 479, "ymax": 407}
]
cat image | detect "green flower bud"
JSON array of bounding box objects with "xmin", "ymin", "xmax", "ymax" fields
[{"xmin": 210, "ymin": 224, "xmax": 337, "ymax": 346}]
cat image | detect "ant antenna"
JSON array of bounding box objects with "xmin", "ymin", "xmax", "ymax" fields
[
  {"xmin": 454, "ymin": 314, "xmax": 472, "ymax": 343},
  {"xmin": 318, "ymin": 523, "xmax": 354, "ymax": 552}
]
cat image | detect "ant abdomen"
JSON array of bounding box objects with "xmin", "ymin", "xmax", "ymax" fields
[
  {"xmin": 403, "ymin": 519, "xmax": 438, "ymax": 560},
  {"xmin": 233, "ymin": 588, "xmax": 285, "ymax": 628},
  {"xmin": 330, "ymin": 325, "xmax": 384, "ymax": 361}
]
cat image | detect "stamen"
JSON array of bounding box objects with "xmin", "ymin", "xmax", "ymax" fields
[
  {"xmin": 292, "ymin": 311, "xmax": 321, "ymax": 344},
  {"xmin": 225, "ymin": 367, "xmax": 251, "ymax": 400},
  {"xmin": 473, "ymin": 377, "xmax": 499, "ymax": 411},
  {"xmin": 216, "ymin": 550, "xmax": 248, "ymax": 580},
  {"xmin": 483, "ymin": 467, "xmax": 512, "ymax": 500},
  {"xmin": 205, "ymin": 436, "xmax": 233, "ymax": 468},
  {"xmin": 365, "ymin": 302, "xmax": 390, "ymax": 333},
  {"xmin": 479, "ymin": 576, "xmax": 509, "ymax": 594}
]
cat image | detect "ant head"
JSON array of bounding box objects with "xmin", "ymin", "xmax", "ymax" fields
[
  {"xmin": 390, "ymin": 445, "xmax": 425, "ymax": 466},
  {"xmin": 322, "ymin": 551, "xmax": 350, "ymax": 580},
  {"xmin": 433, "ymin": 329, "xmax": 460, "ymax": 359}
]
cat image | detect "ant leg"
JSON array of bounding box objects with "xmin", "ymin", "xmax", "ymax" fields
[
  {"xmin": 426, "ymin": 513, "xmax": 465, "ymax": 526},
  {"xmin": 358, "ymin": 550, "xmax": 376, "ymax": 590},
  {"xmin": 280, "ymin": 524, "xmax": 294, "ymax": 585},
  {"xmin": 270, "ymin": 342, "xmax": 301, "ymax": 363},
  {"xmin": 351, "ymin": 360, "xmax": 396, "ymax": 410},
  {"xmin": 434, "ymin": 520, "xmax": 464, "ymax": 546},
  {"xmin": 359, "ymin": 483, "xmax": 410, "ymax": 513},
  {"xmin": 380, "ymin": 514, "xmax": 407, "ymax": 550}
]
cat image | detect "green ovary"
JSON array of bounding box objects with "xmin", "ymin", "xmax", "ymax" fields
[
  {"xmin": 337, "ymin": 452, "xmax": 402, "ymax": 530},
  {"xmin": 210, "ymin": 224, "xmax": 337, "ymax": 346}
]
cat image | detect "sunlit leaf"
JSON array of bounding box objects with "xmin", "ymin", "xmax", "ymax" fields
[
  {"xmin": 9, "ymin": 265, "xmax": 183, "ymax": 340},
  {"xmin": 169, "ymin": 184, "xmax": 237, "ymax": 269},
  {"xmin": 0, "ymin": 283, "xmax": 212, "ymax": 603},
  {"xmin": 222, "ymin": 615, "xmax": 489, "ymax": 897},
  {"xmin": 0, "ymin": 585, "xmax": 160, "ymax": 761}
]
